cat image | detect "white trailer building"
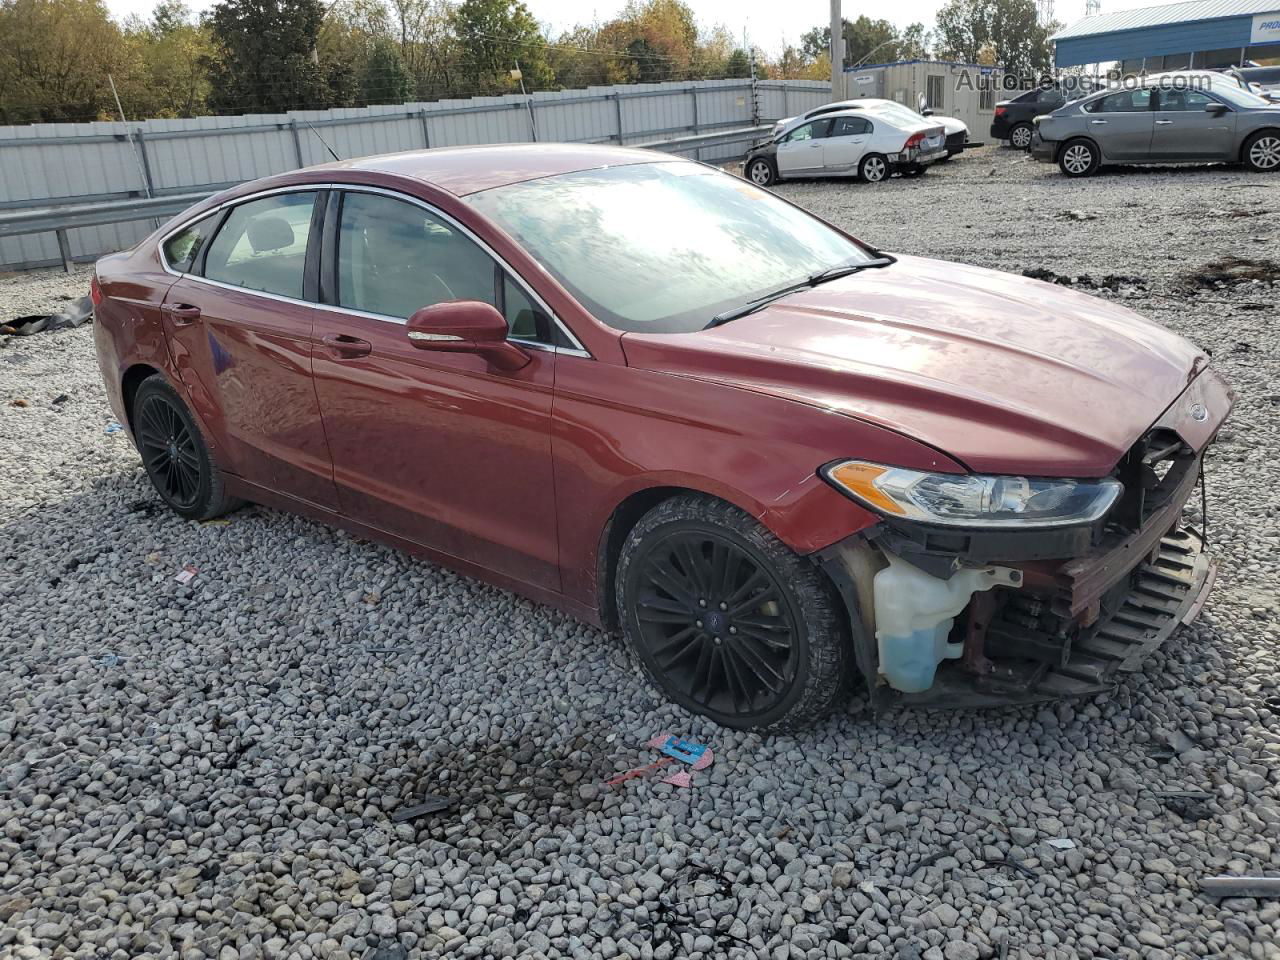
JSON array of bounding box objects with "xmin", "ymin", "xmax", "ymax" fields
[{"xmin": 841, "ymin": 60, "xmax": 1008, "ymax": 139}]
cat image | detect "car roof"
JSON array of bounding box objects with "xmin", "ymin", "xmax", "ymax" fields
[{"xmin": 304, "ymin": 143, "xmax": 682, "ymax": 196}]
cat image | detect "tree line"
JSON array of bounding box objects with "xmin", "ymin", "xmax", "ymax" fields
[{"xmin": 0, "ymin": 0, "xmax": 1055, "ymax": 125}]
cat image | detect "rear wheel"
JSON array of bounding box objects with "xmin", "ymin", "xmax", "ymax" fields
[
  {"xmin": 859, "ymin": 153, "xmax": 889, "ymax": 183},
  {"xmin": 616, "ymin": 494, "xmax": 849, "ymax": 731},
  {"xmin": 132, "ymin": 375, "xmax": 240, "ymax": 521},
  {"xmin": 1243, "ymin": 130, "xmax": 1280, "ymax": 172},
  {"xmin": 1059, "ymin": 138, "xmax": 1100, "ymax": 177},
  {"xmin": 745, "ymin": 156, "xmax": 777, "ymax": 186},
  {"xmin": 1009, "ymin": 123, "xmax": 1033, "ymax": 150}
]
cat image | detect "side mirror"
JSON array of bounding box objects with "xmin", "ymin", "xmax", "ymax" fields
[
  {"xmin": 406, "ymin": 300, "xmax": 529, "ymax": 371},
  {"xmin": 921, "ymin": 108, "xmax": 935, "ymax": 116},
  {"xmin": 1205, "ymin": 102, "xmax": 1230, "ymax": 116}
]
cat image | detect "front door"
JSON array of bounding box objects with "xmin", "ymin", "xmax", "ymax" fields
[
  {"xmin": 776, "ymin": 118, "xmax": 833, "ymax": 176},
  {"xmin": 1085, "ymin": 89, "xmax": 1155, "ymax": 161},
  {"xmin": 823, "ymin": 115, "xmax": 872, "ymax": 174},
  {"xmin": 1151, "ymin": 89, "xmax": 1236, "ymax": 159},
  {"xmin": 162, "ymin": 189, "xmax": 339, "ymax": 510},
  {"xmin": 311, "ymin": 189, "xmax": 562, "ymax": 592}
]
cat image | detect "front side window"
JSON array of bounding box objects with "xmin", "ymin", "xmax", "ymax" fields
[
  {"xmin": 162, "ymin": 213, "xmax": 219, "ymax": 273},
  {"xmin": 203, "ymin": 192, "xmax": 317, "ymax": 299},
  {"xmin": 336, "ymin": 191, "xmax": 496, "ymax": 321},
  {"xmin": 502, "ymin": 274, "xmax": 548, "ymax": 342},
  {"xmin": 1202, "ymin": 82, "xmax": 1269, "ymax": 108},
  {"xmin": 785, "ymin": 119, "xmax": 833, "ymax": 142},
  {"xmin": 1157, "ymin": 89, "xmax": 1217, "ymax": 112},
  {"xmin": 467, "ymin": 162, "xmax": 876, "ymax": 334}
]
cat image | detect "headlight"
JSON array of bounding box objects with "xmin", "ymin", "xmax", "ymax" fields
[{"xmin": 822, "ymin": 460, "xmax": 1122, "ymax": 528}]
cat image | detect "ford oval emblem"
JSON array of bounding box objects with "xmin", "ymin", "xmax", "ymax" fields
[{"xmin": 1190, "ymin": 403, "xmax": 1209, "ymax": 422}]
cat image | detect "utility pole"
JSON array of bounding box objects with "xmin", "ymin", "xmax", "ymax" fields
[{"xmin": 830, "ymin": 0, "xmax": 844, "ymax": 99}]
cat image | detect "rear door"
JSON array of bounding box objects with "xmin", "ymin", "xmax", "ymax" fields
[
  {"xmin": 1151, "ymin": 89, "xmax": 1236, "ymax": 159},
  {"xmin": 822, "ymin": 116, "xmax": 872, "ymax": 174},
  {"xmin": 1083, "ymin": 89, "xmax": 1155, "ymax": 160},
  {"xmin": 162, "ymin": 189, "xmax": 339, "ymax": 510},
  {"xmin": 776, "ymin": 119, "xmax": 833, "ymax": 176}
]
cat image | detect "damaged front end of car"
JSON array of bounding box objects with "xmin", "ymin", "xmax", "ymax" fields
[{"xmin": 816, "ymin": 369, "xmax": 1232, "ymax": 709}]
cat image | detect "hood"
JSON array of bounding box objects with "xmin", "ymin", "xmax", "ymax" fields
[{"xmin": 619, "ymin": 255, "xmax": 1207, "ymax": 478}]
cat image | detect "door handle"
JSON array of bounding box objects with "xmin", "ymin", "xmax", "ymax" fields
[
  {"xmin": 1155, "ymin": 119, "xmax": 1174, "ymax": 125},
  {"xmin": 322, "ymin": 333, "xmax": 372, "ymax": 358},
  {"xmin": 161, "ymin": 303, "xmax": 201, "ymax": 325},
  {"xmin": 1090, "ymin": 119, "xmax": 1108, "ymax": 125},
  {"xmin": 810, "ymin": 143, "xmax": 822, "ymax": 148}
]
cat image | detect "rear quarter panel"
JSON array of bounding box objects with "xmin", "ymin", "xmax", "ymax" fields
[{"xmin": 93, "ymin": 247, "xmax": 181, "ymax": 433}]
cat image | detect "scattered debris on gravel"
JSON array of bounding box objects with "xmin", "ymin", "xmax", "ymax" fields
[
  {"xmin": 1186, "ymin": 256, "xmax": 1280, "ymax": 291},
  {"xmin": 1, "ymin": 146, "xmax": 1279, "ymax": 960},
  {"xmin": 1020, "ymin": 267, "xmax": 1149, "ymax": 292}
]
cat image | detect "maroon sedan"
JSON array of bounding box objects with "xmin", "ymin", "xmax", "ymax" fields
[{"xmin": 92, "ymin": 144, "xmax": 1231, "ymax": 729}]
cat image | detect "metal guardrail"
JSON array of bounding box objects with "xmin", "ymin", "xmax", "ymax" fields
[
  {"xmin": 638, "ymin": 124, "xmax": 772, "ymax": 154},
  {"xmin": 0, "ymin": 126, "xmax": 777, "ymax": 273},
  {"xmin": 0, "ymin": 192, "xmax": 213, "ymax": 271}
]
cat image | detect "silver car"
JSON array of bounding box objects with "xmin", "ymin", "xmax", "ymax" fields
[{"xmin": 1031, "ymin": 74, "xmax": 1280, "ymax": 177}]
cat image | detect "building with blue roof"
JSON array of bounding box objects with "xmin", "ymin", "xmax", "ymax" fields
[{"xmin": 1053, "ymin": 0, "xmax": 1280, "ymax": 71}]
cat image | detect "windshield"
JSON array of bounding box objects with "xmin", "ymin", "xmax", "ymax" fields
[
  {"xmin": 1206, "ymin": 81, "xmax": 1274, "ymax": 108},
  {"xmin": 467, "ymin": 162, "xmax": 874, "ymax": 333}
]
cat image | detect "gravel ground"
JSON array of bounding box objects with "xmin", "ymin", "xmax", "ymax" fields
[{"xmin": 2, "ymin": 144, "xmax": 1279, "ymax": 960}]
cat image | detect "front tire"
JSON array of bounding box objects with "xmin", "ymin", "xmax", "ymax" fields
[
  {"xmin": 1243, "ymin": 130, "xmax": 1280, "ymax": 172},
  {"xmin": 1058, "ymin": 138, "xmax": 1100, "ymax": 177},
  {"xmin": 132, "ymin": 375, "xmax": 240, "ymax": 521},
  {"xmin": 745, "ymin": 156, "xmax": 777, "ymax": 186},
  {"xmin": 859, "ymin": 153, "xmax": 889, "ymax": 183},
  {"xmin": 1009, "ymin": 123, "xmax": 1033, "ymax": 150},
  {"xmin": 616, "ymin": 495, "xmax": 849, "ymax": 731}
]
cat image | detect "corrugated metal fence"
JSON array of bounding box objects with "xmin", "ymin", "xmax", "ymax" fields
[{"xmin": 0, "ymin": 78, "xmax": 830, "ymax": 271}]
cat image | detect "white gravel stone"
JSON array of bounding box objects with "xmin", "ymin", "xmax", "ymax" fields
[{"xmin": 1, "ymin": 147, "xmax": 1278, "ymax": 959}]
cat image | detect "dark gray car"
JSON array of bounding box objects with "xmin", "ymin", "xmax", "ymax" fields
[{"xmin": 1031, "ymin": 76, "xmax": 1280, "ymax": 177}]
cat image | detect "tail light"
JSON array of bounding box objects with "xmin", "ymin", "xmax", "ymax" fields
[
  {"xmin": 904, "ymin": 131, "xmax": 926, "ymax": 150},
  {"xmin": 90, "ymin": 274, "xmax": 103, "ymax": 306},
  {"xmin": 994, "ymin": 105, "xmax": 1007, "ymax": 117}
]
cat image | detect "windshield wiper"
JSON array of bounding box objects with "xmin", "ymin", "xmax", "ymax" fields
[{"xmin": 705, "ymin": 256, "xmax": 893, "ymax": 329}]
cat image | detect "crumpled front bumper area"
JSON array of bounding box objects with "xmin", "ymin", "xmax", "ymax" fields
[{"xmin": 899, "ymin": 526, "xmax": 1213, "ymax": 708}]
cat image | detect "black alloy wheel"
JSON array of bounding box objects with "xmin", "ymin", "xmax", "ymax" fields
[
  {"xmin": 137, "ymin": 392, "xmax": 202, "ymax": 510},
  {"xmin": 131, "ymin": 374, "xmax": 240, "ymax": 520},
  {"xmin": 633, "ymin": 529, "xmax": 797, "ymax": 718},
  {"xmin": 617, "ymin": 495, "xmax": 848, "ymax": 730}
]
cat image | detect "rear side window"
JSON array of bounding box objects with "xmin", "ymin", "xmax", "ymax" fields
[
  {"xmin": 832, "ymin": 116, "xmax": 872, "ymax": 136},
  {"xmin": 162, "ymin": 213, "xmax": 219, "ymax": 273},
  {"xmin": 1085, "ymin": 90, "xmax": 1153, "ymax": 113},
  {"xmin": 203, "ymin": 192, "xmax": 318, "ymax": 299}
]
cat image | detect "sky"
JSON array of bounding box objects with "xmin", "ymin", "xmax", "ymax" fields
[{"xmin": 102, "ymin": 0, "xmax": 1161, "ymax": 56}]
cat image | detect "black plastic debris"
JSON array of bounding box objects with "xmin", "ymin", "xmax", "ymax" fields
[
  {"xmin": 390, "ymin": 795, "xmax": 457, "ymax": 823},
  {"xmin": 2, "ymin": 296, "xmax": 94, "ymax": 337},
  {"xmin": 1154, "ymin": 789, "xmax": 1214, "ymax": 820},
  {"xmin": 1200, "ymin": 876, "xmax": 1280, "ymax": 898},
  {"xmin": 4, "ymin": 315, "xmax": 50, "ymax": 336}
]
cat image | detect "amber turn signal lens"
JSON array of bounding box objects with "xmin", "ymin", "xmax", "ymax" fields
[{"xmin": 828, "ymin": 461, "xmax": 906, "ymax": 515}]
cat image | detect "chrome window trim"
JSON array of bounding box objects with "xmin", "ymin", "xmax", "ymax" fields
[
  {"xmin": 159, "ymin": 183, "xmax": 330, "ymax": 282},
  {"xmin": 158, "ymin": 181, "xmax": 591, "ymax": 357}
]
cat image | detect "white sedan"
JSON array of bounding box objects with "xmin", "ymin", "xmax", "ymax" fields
[
  {"xmin": 745, "ymin": 107, "xmax": 947, "ymax": 186},
  {"xmin": 771, "ymin": 98, "xmax": 971, "ymax": 159}
]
